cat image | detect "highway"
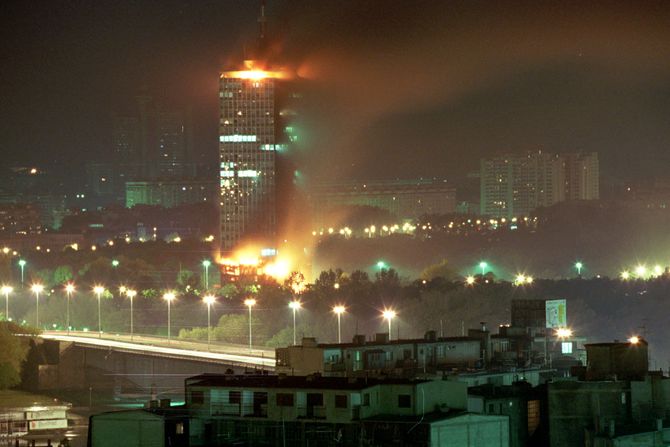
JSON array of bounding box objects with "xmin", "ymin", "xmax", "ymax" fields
[{"xmin": 40, "ymin": 331, "xmax": 276, "ymax": 369}]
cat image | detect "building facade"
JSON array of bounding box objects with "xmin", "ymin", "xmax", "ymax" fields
[
  {"xmin": 480, "ymin": 151, "xmax": 599, "ymax": 218},
  {"xmin": 125, "ymin": 179, "xmax": 217, "ymax": 208},
  {"xmin": 311, "ymin": 179, "xmax": 456, "ymax": 224},
  {"xmin": 276, "ymin": 333, "xmax": 481, "ymax": 378},
  {"xmin": 219, "ymin": 61, "xmax": 291, "ymax": 252}
]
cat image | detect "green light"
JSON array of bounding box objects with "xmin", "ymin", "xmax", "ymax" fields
[
  {"xmin": 377, "ymin": 261, "xmax": 387, "ymax": 269},
  {"xmin": 575, "ymin": 262, "xmax": 583, "ymax": 269},
  {"xmin": 18, "ymin": 260, "xmax": 26, "ymax": 267},
  {"xmin": 202, "ymin": 260, "xmax": 211, "ymax": 267},
  {"xmin": 111, "ymin": 260, "xmax": 120, "ymax": 267},
  {"xmin": 479, "ymin": 261, "xmax": 488, "ymax": 269}
]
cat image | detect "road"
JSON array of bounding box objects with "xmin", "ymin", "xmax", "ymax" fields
[{"xmin": 40, "ymin": 330, "xmax": 276, "ymax": 369}]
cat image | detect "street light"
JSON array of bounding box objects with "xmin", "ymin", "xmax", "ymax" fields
[
  {"xmin": 244, "ymin": 298, "xmax": 256, "ymax": 352},
  {"xmin": 465, "ymin": 275, "xmax": 476, "ymax": 286},
  {"xmin": 126, "ymin": 289, "xmax": 137, "ymax": 340},
  {"xmin": 1, "ymin": 285, "xmax": 13, "ymax": 321},
  {"xmin": 202, "ymin": 260, "xmax": 211, "ymax": 290},
  {"xmin": 628, "ymin": 336, "xmax": 640, "ymax": 344},
  {"xmin": 382, "ymin": 309, "xmax": 396, "ymax": 340},
  {"xmin": 64, "ymin": 283, "xmax": 75, "ymax": 334},
  {"xmin": 30, "ymin": 283, "xmax": 44, "ymax": 329},
  {"xmin": 111, "ymin": 259, "xmax": 120, "ymax": 268},
  {"xmin": 575, "ymin": 262, "xmax": 583, "ymax": 277},
  {"xmin": 620, "ymin": 270, "xmax": 631, "ymax": 281},
  {"xmin": 288, "ymin": 300, "xmax": 301, "ymax": 346},
  {"xmin": 203, "ymin": 294, "xmax": 216, "ymax": 350},
  {"xmin": 479, "ymin": 261, "xmax": 488, "ymax": 276},
  {"xmin": 555, "ymin": 327, "xmax": 573, "ymax": 339},
  {"xmin": 163, "ymin": 292, "xmax": 176, "ymax": 342},
  {"xmin": 333, "ymin": 305, "xmax": 346, "ymax": 343},
  {"xmin": 18, "ymin": 260, "xmax": 26, "ymax": 286},
  {"xmin": 93, "ymin": 286, "xmax": 105, "ymax": 337}
]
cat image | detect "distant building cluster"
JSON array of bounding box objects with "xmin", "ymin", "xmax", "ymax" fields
[
  {"xmin": 85, "ymin": 96, "xmax": 212, "ymax": 209},
  {"xmin": 480, "ymin": 151, "xmax": 599, "ymax": 218},
  {"xmin": 310, "ymin": 179, "xmax": 456, "ymax": 225}
]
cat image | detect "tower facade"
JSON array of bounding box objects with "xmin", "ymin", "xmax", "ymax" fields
[{"xmin": 219, "ymin": 62, "xmax": 285, "ymax": 252}]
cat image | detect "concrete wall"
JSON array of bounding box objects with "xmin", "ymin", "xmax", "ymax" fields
[{"xmin": 431, "ymin": 414, "xmax": 509, "ymax": 447}]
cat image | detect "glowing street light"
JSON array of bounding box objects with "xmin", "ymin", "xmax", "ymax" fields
[
  {"xmin": 18, "ymin": 260, "xmax": 26, "ymax": 286},
  {"xmin": 653, "ymin": 265, "xmax": 664, "ymax": 277},
  {"xmin": 288, "ymin": 300, "xmax": 302, "ymax": 345},
  {"xmin": 244, "ymin": 298, "xmax": 256, "ymax": 352},
  {"xmin": 465, "ymin": 275, "xmax": 476, "ymax": 286},
  {"xmin": 635, "ymin": 265, "xmax": 648, "ymax": 279},
  {"xmin": 575, "ymin": 262, "xmax": 583, "ymax": 277},
  {"xmin": 620, "ymin": 270, "xmax": 631, "ymax": 281},
  {"xmin": 30, "ymin": 283, "xmax": 44, "ymax": 329},
  {"xmin": 203, "ymin": 294, "xmax": 216, "ymax": 350},
  {"xmin": 111, "ymin": 259, "xmax": 120, "ymax": 268},
  {"xmin": 126, "ymin": 289, "xmax": 137, "ymax": 340},
  {"xmin": 1, "ymin": 285, "xmax": 13, "ymax": 321},
  {"xmin": 479, "ymin": 261, "xmax": 488, "ymax": 276},
  {"xmin": 93, "ymin": 286, "xmax": 105, "ymax": 337},
  {"xmin": 202, "ymin": 260, "xmax": 211, "ymax": 290},
  {"xmin": 555, "ymin": 328, "xmax": 573, "ymax": 339},
  {"xmin": 64, "ymin": 283, "xmax": 75, "ymax": 334},
  {"xmin": 382, "ymin": 309, "xmax": 396, "ymax": 339},
  {"xmin": 628, "ymin": 335, "xmax": 640, "ymax": 344},
  {"xmin": 333, "ymin": 305, "xmax": 346, "ymax": 343},
  {"xmin": 525, "ymin": 276, "xmax": 534, "ymax": 284},
  {"xmin": 162, "ymin": 292, "xmax": 176, "ymax": 342}
]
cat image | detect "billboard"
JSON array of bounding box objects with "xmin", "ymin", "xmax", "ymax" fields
[{"xmin": 545, "ymin": 299, "xmax": 567, "ymax": 328}]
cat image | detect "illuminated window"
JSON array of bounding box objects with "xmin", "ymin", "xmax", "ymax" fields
[
  {"xmin": 220, "ymin": 134, "xmax": 257, "ymax": 143},
  {"xmin": 561, "ymin": 342, "xmax": 572, "ymax": 354}
]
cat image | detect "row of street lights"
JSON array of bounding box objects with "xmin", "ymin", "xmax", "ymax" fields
[{"xmin": 1, "ymin": 282, "xmax": 401, "ymax": 350}]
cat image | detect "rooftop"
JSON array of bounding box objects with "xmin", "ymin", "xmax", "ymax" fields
[
  {"xmin": 291, "ymin": 335, "xmax": 480, "ymax": 350},
  {"xmin": 185, "ymin": 374, "xmax": 431, "ymax": 391}
]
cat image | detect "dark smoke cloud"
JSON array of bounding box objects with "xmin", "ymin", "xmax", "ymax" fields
[{"xmin": 270, "ymin": 1, "xmax": 670, "ymax": 183}]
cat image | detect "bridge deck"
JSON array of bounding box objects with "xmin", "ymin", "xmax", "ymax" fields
[{"xmin": 40, "ymin": 331, "xmax": 276, "ymax": 370}]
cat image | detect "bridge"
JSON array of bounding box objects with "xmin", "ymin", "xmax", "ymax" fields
[
  {"xmin": 28, "ymin": 331, "xmax": 276, "ymax": 398},
  {"xmin": 39, "ymin": 331, "xmax": 276, "ymax": 369}
]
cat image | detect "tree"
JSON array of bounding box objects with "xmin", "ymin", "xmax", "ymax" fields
[{"xmin": 0, "ymin": 322, "xmax": 33, "ymax": 389}]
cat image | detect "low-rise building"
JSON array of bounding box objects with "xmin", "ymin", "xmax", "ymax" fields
[
  {"xmin": 276, "ymin": 333, "xmax": 481, "ymax": 378},
  {"xmin": 184, "ymin": 373, "xmax": 509, "ymax": 447}
]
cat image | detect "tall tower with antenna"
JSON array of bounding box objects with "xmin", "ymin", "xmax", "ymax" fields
[{"xmin": 218, "ymin": 2, "xmax": 288, "ymax": 254}]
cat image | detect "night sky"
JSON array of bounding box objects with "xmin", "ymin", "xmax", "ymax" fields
[{"xmin": 2, "ymin": 1, "xmax": 670, "ymax": 185}]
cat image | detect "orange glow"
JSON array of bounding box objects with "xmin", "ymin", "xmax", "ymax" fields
[
  {"xmin": 221, "ymin": 59, "xmax": 290, "ymax": 81},
  {"xmin": 264, "ymin": 259, "xmax": 291, "ymax": 280}
]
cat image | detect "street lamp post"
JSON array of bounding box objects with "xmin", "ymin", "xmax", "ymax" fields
[
  {"xmin": 30, "ymin": 284, "xmax": 44, "ymax": 329},
  {"xmin": 244, "ymin": 298, "xmax": 256, "ymax": 352},
  {"xmin": 163, "ymin": 292, "xmax": 176, "ymax": 342},
  {"xmin": 575, "ymin": 262, "xmax": 583, "ymax": 277},
  {"xmin": 333, "ymin": 305, "xmax": 346, "ymax": 343},
  {"xmin": 1, "ymin": 285, "xmax": 13, "ymax": 321},
  {"xmin": 289, "ymin": 300, "xmax": 301, "ymax": 345},
  {"xmin": 382, "ymin": 309, "xmax": 396, "ymax": 340},
  {"xmin": 203, "ymin": 295, "xmax": 216, "ymax": 350},
  {"xmin": 479, "ymin": 261, "xmax": 488, "ymax": 277},
  {"xmin": 64, "ymin": 284, "xmax": 75, "ymax": 334},
  {"xmin": 18, "ymin": 260, "xmax": 26, "ymax": 287},
  {"xmin": 126, "ymin": 289, "xmax": 137, "ymax": 340},
  {"xmin": 202, "ymin": 260, "xmax": 211, "ymax": 290},
  {"xmin": 93, "ymin": 286, "xmax": 105, "ymax": 337}
]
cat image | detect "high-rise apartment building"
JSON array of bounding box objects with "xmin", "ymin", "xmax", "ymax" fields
[
  {"xmin": 563, "ymin": 152, "xmax": 599, "ymax": 201},
  {"xmin": 218, "ymin": 62, "xmax": 287, "ymax": 252},
  {"xmin": 480, "ymin": 151, "xmax": 598, "ymax": 217}
]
